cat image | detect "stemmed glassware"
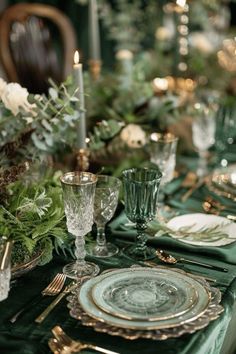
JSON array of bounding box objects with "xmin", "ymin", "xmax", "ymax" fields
[
  {"xmin": 149, "ymin": 133, "xmax": 178, "ymax": 218},
  {"xmin": 122, "ymin": 167, "xmax": 162, "ymax": 261},
  {"xmin": 149, "ymin": 133, "xmax": 178, "ymax": 186},
  {"xmin": 192, "ymin": 103, "xmax": 216, "ymax": 177},
  {"xmin": 88, "ymin": 175, "xmax": 121, "ymax": 258},
  {"xmin": 60, "ymin": 172, "xmax": 100, "ymax": 279}
]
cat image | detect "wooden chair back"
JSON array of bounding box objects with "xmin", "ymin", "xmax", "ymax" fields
[{"xmin": 0, "ymin": 3, "xmax": 77, "ymax": 93}]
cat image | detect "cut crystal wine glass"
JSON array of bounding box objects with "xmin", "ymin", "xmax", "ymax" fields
[
  {"xmin": 60, "ymin": 172, "xmax": 99, "ymax": 279},
  {"xmin": 149, "ymin": 132, "xmax": 178, "ymax": 186},
  {"xmin": 88, "ymin": 175, "xmax": 121, "ymax": 258},
  {"xmin": 192, "ymin": 103, "xmax": 216, "ymax": 176},
  {"xmin": 122, "ymin": 167, "xmax": 162, "ymax": 261}
]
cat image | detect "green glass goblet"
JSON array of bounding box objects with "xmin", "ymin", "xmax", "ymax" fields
[{"xmin": 122, "ymin": 167, "xmax": 162, "ymax": 261}]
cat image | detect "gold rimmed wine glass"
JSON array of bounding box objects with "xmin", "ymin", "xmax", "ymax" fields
[{"xmin": 60, "ymin": 172, "xmax": 99, "ymax": 279}]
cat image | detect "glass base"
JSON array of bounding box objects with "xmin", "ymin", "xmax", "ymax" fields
[
  {"xmin": 123, "ymin": 244, "xmax": 156, "ymax": 261},
  {"xmin": 87, "ymin": 242, "xmax": 119, "ymax": 258},
  {"xmin": 63, "ymin": 261, "xmax": 100, "ymax": 279}
]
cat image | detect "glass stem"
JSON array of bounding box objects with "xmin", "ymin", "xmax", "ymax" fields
[
  {"xmin": 136, "ymin": 222, "xmax": 147, "ymax": 252},
  {"xmin": 75, "ymin": 235, "xmax": 86, "ymax": 268},
  {"xmin": 198, "ymin": 150, "xmax": 207, "ymax": 177},
  {"xmin": 96, "ymin": 225, "xmax": 107, "ymax": 248}
]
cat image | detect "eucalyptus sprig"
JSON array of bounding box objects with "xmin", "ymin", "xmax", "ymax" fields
[{"xmin": 149, "ymin": 221, "xmax": 233, "ymax": 243}]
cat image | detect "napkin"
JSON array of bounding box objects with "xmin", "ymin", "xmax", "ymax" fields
[{"xmin": 109, "ymin": 210, "xmax": 236, "ymax": 266}]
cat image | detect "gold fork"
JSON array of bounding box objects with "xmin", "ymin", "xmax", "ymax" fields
[
  {"xmin": 9, "ymin": 273, "xmax": 66, "ymax": 323},
  {"xmin": 49, "ymin": 326, "xmax": 119, "ymax": 354}
]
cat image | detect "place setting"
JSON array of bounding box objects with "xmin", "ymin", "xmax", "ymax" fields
[
  {"xmin": 55, "ymin": 167, "xmax": 225, "ymax": 344},
  {"xmin": 1, "ymin": 1, "xmax": 236, "ymax": 353}
]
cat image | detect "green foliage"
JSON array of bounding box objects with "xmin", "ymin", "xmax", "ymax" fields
[
  {"xmin": 0, "ymin": 172, "xmax": 71, "ymax": 266},
  {"xmin": 89, "ymin": 119, "xmax": 124, "ymax": 151},
  {"xmin": 0, "ymin": 76, "xmax": 80, "ymax": 168}
]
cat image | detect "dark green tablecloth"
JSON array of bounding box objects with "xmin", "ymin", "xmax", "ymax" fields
[
  {"xmin": 1, "ymin": 173, "xmax": 236, "ymax": 354},
  {"xmin": 0, "ymin": 252, "xmax": 236, "ymax": 354}
]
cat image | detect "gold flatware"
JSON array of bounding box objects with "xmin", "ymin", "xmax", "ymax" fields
[
  {"xmin": 35, "ymin": 282, "xmax": 76, "ymax": 324},
  {"xmin": 156, "ymin": 250, "xmax": 228, "ymax": 273},
  {"xmin": 202, "ymin": 199, "xmax": 236, "ymax": 221},
  {"xmin": 204, "ymin": 196, "xmax": 226, "ymax": 211},
  {"xmin": 181, "ymin": 171, "xmax": 197, "ymax": 188},
  {"xmin": 155, "ymin": 249, "xmax": 228, "ymax": 272},
  {"xmin": 9, "ymin": 273, "xmax": 66, "ymax": 323},
  {"xmin": 49, "ymin": 326, "xmax": 119, "ymax": 354},
  {"xmin": 181, "ymin": 177, "xmax": 205, "ymax": 202}
]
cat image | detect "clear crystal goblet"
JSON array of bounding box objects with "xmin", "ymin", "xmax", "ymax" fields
[
  {"xmin": 149, "ymin": 133, "xmax": 178, "ymax": 218},
  {"xmin": 192, "ymin": 103, "xmax": 216, "ymax": 176},
  {"xmin": 122, "ymin": 167, "xmax": 162, "ymax": 261},
  {"xmin": 149, "ymin": 132, "xmax": 178, "ymax": 186},
  {"xmin": 87, "ymin": 175, "xmax": 121, "ymax": 258},
  {"xmin": 60, "ymin": 172, "xmax": 99, "ymax": 279}
]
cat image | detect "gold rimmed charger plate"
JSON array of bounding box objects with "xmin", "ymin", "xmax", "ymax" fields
[{"xmin": 67, "ymin": 267, "xmax": 223, "ymax": 340}]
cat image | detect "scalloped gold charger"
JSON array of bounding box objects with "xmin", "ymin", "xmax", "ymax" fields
[{"xmin": 67, "ymin": 267, "xmax": 224, "ymax": 340}]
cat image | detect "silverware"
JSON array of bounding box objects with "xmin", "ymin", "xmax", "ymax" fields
[
  {"xmin": 49, "ymin": 326, "xmax": 119, "ymax": 354},
  {"xmin": 155, "ymin": 249, "xmax": 228, "ymax": 272},
  {"xmin": 35, "ymin": 282, "xmax": 76, "ymax": 324},
  {"xmin": 9, "ymin": 273, "xmax": 66, "ymax": 323}
]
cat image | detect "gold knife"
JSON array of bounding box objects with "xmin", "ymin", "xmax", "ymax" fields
[{"xmin": 35, "ymin": 282, "xmax": 76, "ymax": 324}]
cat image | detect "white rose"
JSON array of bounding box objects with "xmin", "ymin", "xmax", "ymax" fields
[
  {"xmin": 189, "ymin": 32, "xmax": 214, "ymax": 54},
  {"xmin": 1, "ymin": 82, "xmax": 36, "ymax": 116},
  {"xmin": 0, "ymin": 78, "xmax": 7, "ymax": 98},
  {"xmin": 120, "ymin": 124, "xmax": 146, "ymax": 148}
]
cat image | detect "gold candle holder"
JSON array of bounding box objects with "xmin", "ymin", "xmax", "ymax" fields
[
  {"xmin": 75, "ymin": 148, "xmax": 90, "ymax": 171},
  {"xmin": 89, "ymin": 59, "xmax": 102, "ymax": 80}
]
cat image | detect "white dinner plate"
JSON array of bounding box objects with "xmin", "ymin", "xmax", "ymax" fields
[{"xmin": 166, "ymin": 213, "xmax": 236, "ymax": 247}]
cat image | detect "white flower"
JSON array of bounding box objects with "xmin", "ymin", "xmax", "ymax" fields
[
  {"xmin": 1, "ymin": 82, "xmax": 36, "ymax": 116},
  {"xmin": 120, "ymin": 124, "xmax": 146, "ymax": 148},
  {"xmin": 0, "ymin": 78, "xmax": 7, "ymax": 98},
  {"xmin": 189, "ymin": 32, "xmax": 214, "ymax": 54},
  {"xmin": 115, "ymin": 50, "xmax": 133, "ymax": 60}
]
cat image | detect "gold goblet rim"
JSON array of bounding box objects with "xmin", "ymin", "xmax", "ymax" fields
[
  {"xmin": 150, "ymin": 132, "xmax": 179, "ymax": 143},
  {"xmin": 60, "ymin": 171, "xmax": 97, "ymax": 186}
]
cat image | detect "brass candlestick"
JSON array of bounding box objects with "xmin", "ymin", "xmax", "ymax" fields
[
  {"xmin": 89, "ymin": 59, "xmax": 102, "ymax": 80},
  {"xmin": 75, "ymin": 149, "xmax": 90, "ymax": 171}
]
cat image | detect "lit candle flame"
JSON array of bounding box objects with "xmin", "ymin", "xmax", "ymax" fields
[
  {"xmin": 74, "ymin": 50, "xmax": 80, "ymax": 65},
  {"xmin": 176, "ymin": 0, "xmax": 186, "ymax": 7}
]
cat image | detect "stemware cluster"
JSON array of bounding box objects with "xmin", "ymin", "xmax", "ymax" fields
[
  {"xmin": 60, "ymin": 166, "xmax": 162, "ymax": 279},
  {"xmin": 60, "ymin": 172, "xmax": 121, "ymax": 279}
]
